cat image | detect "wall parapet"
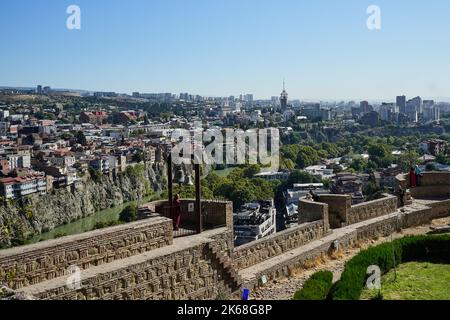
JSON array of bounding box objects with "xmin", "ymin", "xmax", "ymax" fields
[
  {"xmin": 17, "ymin": 228, "xmax": 236, "ymax": 300},
  {"xmin": 347, "ymin": 194, "xmax": 398, "ymax": 225},
  {"xmin": 148, "ymin": 199, "xmax": 233, "ymax": 230},
  {"xmin": 313, "ymin": 195, "xmax": 350, "ymax": 228},
  {"xmin": 396, "ymin": 172, "xmax": 450, "ymax": 199},
  {"xmin": 0, "ymin": 216, "xmax": 173, "ymax": 290},
  {"xmin": 298, "ymin": 198, "xmax": 329, "ymax": 227},
  {"xmin": 233, "ymin": 220, "xmax": 328, "ymax": 270},
  {"xmin": 301, "ymin": 194, "xmax": 398, "ymax": 228}
]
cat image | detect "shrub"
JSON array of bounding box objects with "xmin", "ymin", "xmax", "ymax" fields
[
  {"xmin": 119, "ymin": 204, "xmax": 139, "ymax": 223},
  {"xmin": 331, "ymin": 235, "xmax": 450, "ymax": 300},
  {"xmin": 293, "ymin": 271, "xmax": 333, "ymax": 300},
  {"xmin": 88, "ymin": 168, "xmax": 102, "ymax": 182}
]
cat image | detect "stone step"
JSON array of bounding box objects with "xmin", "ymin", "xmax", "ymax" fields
[{"xmin": 205, "ymin": 242, "xmax": 243, "ymax": 291}]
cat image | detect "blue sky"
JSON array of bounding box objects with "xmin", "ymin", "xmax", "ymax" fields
[{"xmin": 1, "ymin": 0, "xmax": 450, "ymax": 100}]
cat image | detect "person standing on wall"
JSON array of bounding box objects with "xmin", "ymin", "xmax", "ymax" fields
[
  {"xmin": 172, "ymin": 194, "xmax": 182, "ymax": 231},
  {"xmin": 415, "ymin": 165, "xmax": 423, "ymax": 187},
  {"xmin": 409, "ymin": 166, "xmax": 417, "ymax": 188}
]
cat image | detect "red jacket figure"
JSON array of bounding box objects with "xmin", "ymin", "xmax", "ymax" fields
[
  {"xmin": 409, "ymin": 167, "xmax": 417, "ymax": 188},
  {"xmin": 172, "ymin": 194, "xmax": 182, "ymax": 231}
]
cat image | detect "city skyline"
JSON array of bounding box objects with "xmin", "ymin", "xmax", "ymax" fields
[{"xmin": 2, "ymin": 0, "xmax": 450, "ymax": 100}]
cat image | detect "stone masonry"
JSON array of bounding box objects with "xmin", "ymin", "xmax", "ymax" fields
[
  {"xmin": 0, "ymin": 173, "xmax": 449, "ymax": 300},
  {"xmin": 0, "ymin": 217, "xmax": 172, "ymax": 290}
]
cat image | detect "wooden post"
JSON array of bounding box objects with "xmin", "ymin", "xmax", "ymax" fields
[
  {"xmin": 195, "ymin": 163, "xmax": 202, "ymax": 234},
  {"xmin": 168, "ymin": 152, "xmax": 173, "ymax": 208}
]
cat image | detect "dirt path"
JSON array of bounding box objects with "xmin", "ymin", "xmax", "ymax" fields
[{"xmin": 252, "ymin": 217, "xmax": 450, "ymax": 300}]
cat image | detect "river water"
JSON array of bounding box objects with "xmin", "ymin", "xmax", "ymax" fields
[{"xmin": 28, "ymin": 195, "xmax": 156, "ymax": 244}]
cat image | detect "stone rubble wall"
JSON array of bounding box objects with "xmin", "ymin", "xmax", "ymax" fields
[
  {"xmin": 154, "ymin": 200, "xmax": 234, "ymax": 230},
  {"xmin": 397, "ymin": 172, "xmax": 450, "ymax": 199},
  {"xmin": 347, "ymin": 195, "xmax": 398, "ymax": 225},
  {"xmin": 242, "ymin": 199, "xmax": 450, "ymax": 291},
  {"xmin": 298, "ymin": 198, "xmax": 329, "ymax": 226},
  {"xmin": 1, "ymin": 172, "xmax": 450, "ymax": 301},
  {"xmin": 233, "ymin": 220, "xmax": 329, "ymax": 270},
  {"xmin": 21, "ymin": 229, "xmax": 235, "ymax": 300},
  {"xmin": 317, "ymin": 195, "xmax": 351, "ymax": 228},
  {"xmin": 0, "ymin": 217, "xmax": 173, "ymax": 290}
]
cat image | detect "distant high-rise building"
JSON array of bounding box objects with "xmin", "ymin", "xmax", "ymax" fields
[
  {"xmin": 407, "ymin": 96, "xmax": 423, "ymax": 114},
  {"xmin": 360, "ymin": 111, "xmax": 380, "ymax": 127},
  {"xmin": 244, "ymin": 94, "xmax": 254, "ymax": 107},
  {"xmin": 423, "ymin": 103, "xmax": 440, "ymax": 123},
  {"xmin": 43, "ymin": 86, "xmax": 51, "ymax": 94},
  {"xmin": 234, "ymin": 102, "xmax": 242, "ymax": 113},
  {"xmin": 321, "ymin": 108, "xmax": 332, "ymax": 121},
  {"xmin": 280, "ymin": 80, "xmax": 288, "ymax": 111},
  {"xmin": 351, "ymin": 106, "xmax": 361, "ymax": 119},
  {"xmin": 36, "ymin": 85, "xmax": 42, "ymax": 94},
  {"xmin": 303, "ymin": 104, "xmax": 321, "ymax": 120},
  {"xmin": 396, "ymin": 95, "xmax": 407, "ymax": 114},
  {"xmin": 423, "ymin": 100, "xmax": 435, "ymax": 108},
  {"xmin": 271, "ymin": 96, "xmax": 279, "ymax": 107},
  {"xmin": 407, "ymin": 110, "xmax": 418, "ymax": 123},
  {"xmin": 380, "ymin": 103, "xmax": 397, "ymax": 122},
  {"xmin": 360, "ymin": 101, "xmax": 373, "ymax": 114}
]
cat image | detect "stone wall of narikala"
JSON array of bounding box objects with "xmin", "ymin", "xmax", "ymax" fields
[
  {"xmin": 233, "ymin": 220, "xmax": 328, "ymax": 270},
  {"xmin": 152, "ymin": 200, "xmax": 234, "ymax": 230},
  {"xmin": 23, "ymin": 229, "xmax": 235, "ymax": 300},
  {"xmin": 347, "ymin": 195, "xmax": 398, "ymax": 225},
  {"xmin": 396, "ymin": 172, "xmax": 450, "ymax": 199},
  {"xmin": 316, "ymin": 195, "xmax": 351, "ymax": 228},
  {"xmin": 0, "ymin": 217, "xmax": 173, "ymax": 290},
  {"xmin": 242, "ymin": 199, "xmax": 450, "ymax": 291}
]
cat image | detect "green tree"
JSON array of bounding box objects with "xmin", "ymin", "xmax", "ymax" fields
[
  {"xmin": 119, "ymin": 204, "xmax": 139, "ymax": 223},
  {"xmin": 88, "ymin": 168, "xmax": 102, "ymax": 182},
  {"xmin": 397, "ymin": 150, "xmax": 419, "ymax": 172},
  {"xmin": 350, "ymin": 157, "xmax": 369, "ymax": 172},
  {"xmin": 368, "ymin": 143, "xmax": 393, "ymax": 168},
  {"xmin": 296, "ymin": 146, "xmax": 320, "ymax": 169},
  {"xmin": 242, "ymin": 164, "xmax": 261, "ymax": 178},
  {"xmin": 76, "ymin": 131, "xmax": 87, "ymax": 146}
]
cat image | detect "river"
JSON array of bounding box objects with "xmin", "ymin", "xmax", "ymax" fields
[{"xmin": 28, "ymin": 195, "xmax": 157, "ymax": 244}]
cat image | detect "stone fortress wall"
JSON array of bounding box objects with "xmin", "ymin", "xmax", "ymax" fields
[
  {"xmin": 0, "ymin": 173, "xmax": 449, "ymax": 300},
  {"xmin": 233, "ymin": 220, "xmax": 329, "ymax": 270},
  {"xmin": 0, "ymin": 217, "xmax": 173, "ymax": 290}
]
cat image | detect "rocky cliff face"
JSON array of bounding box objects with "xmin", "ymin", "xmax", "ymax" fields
[{"xmin": 0, "ymin": 163, "xmax": 166, "ymax": 249}]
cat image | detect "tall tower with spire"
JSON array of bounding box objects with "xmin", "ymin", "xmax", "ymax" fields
[{"xmin": 280, "ymin": 79, "xmax": 288, "ymax": 111}]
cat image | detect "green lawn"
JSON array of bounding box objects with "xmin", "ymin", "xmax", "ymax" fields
[{"xmin": 361, "ymin": 262, "xmax": 450, "ymax": 300}]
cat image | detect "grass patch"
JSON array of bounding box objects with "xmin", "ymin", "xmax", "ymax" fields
[
  {"xmin": 331, "ymin": 235, "xmax": 450, "ymax": 300},
  {"xmin": 361, "ymin": 262, "xmax": 450, "ymax": 300}
]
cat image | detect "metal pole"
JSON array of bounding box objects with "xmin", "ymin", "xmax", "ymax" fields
[
  {"xmin": 195, "ymin": 163, "xmax": 202, "ymax": 234},
  {"xmin": 168, "ymin": 152, "xmax": 173, "ymax": 208}
]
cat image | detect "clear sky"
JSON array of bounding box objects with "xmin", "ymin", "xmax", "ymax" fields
[{"xmin": 1, "ymin": 0, "xmax": 450, "ymax": 101}]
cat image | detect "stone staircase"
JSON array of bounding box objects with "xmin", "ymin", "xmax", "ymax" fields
[{"xmin": 205, "ymin": 242, "xmax": 242, "ymax": 293}]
